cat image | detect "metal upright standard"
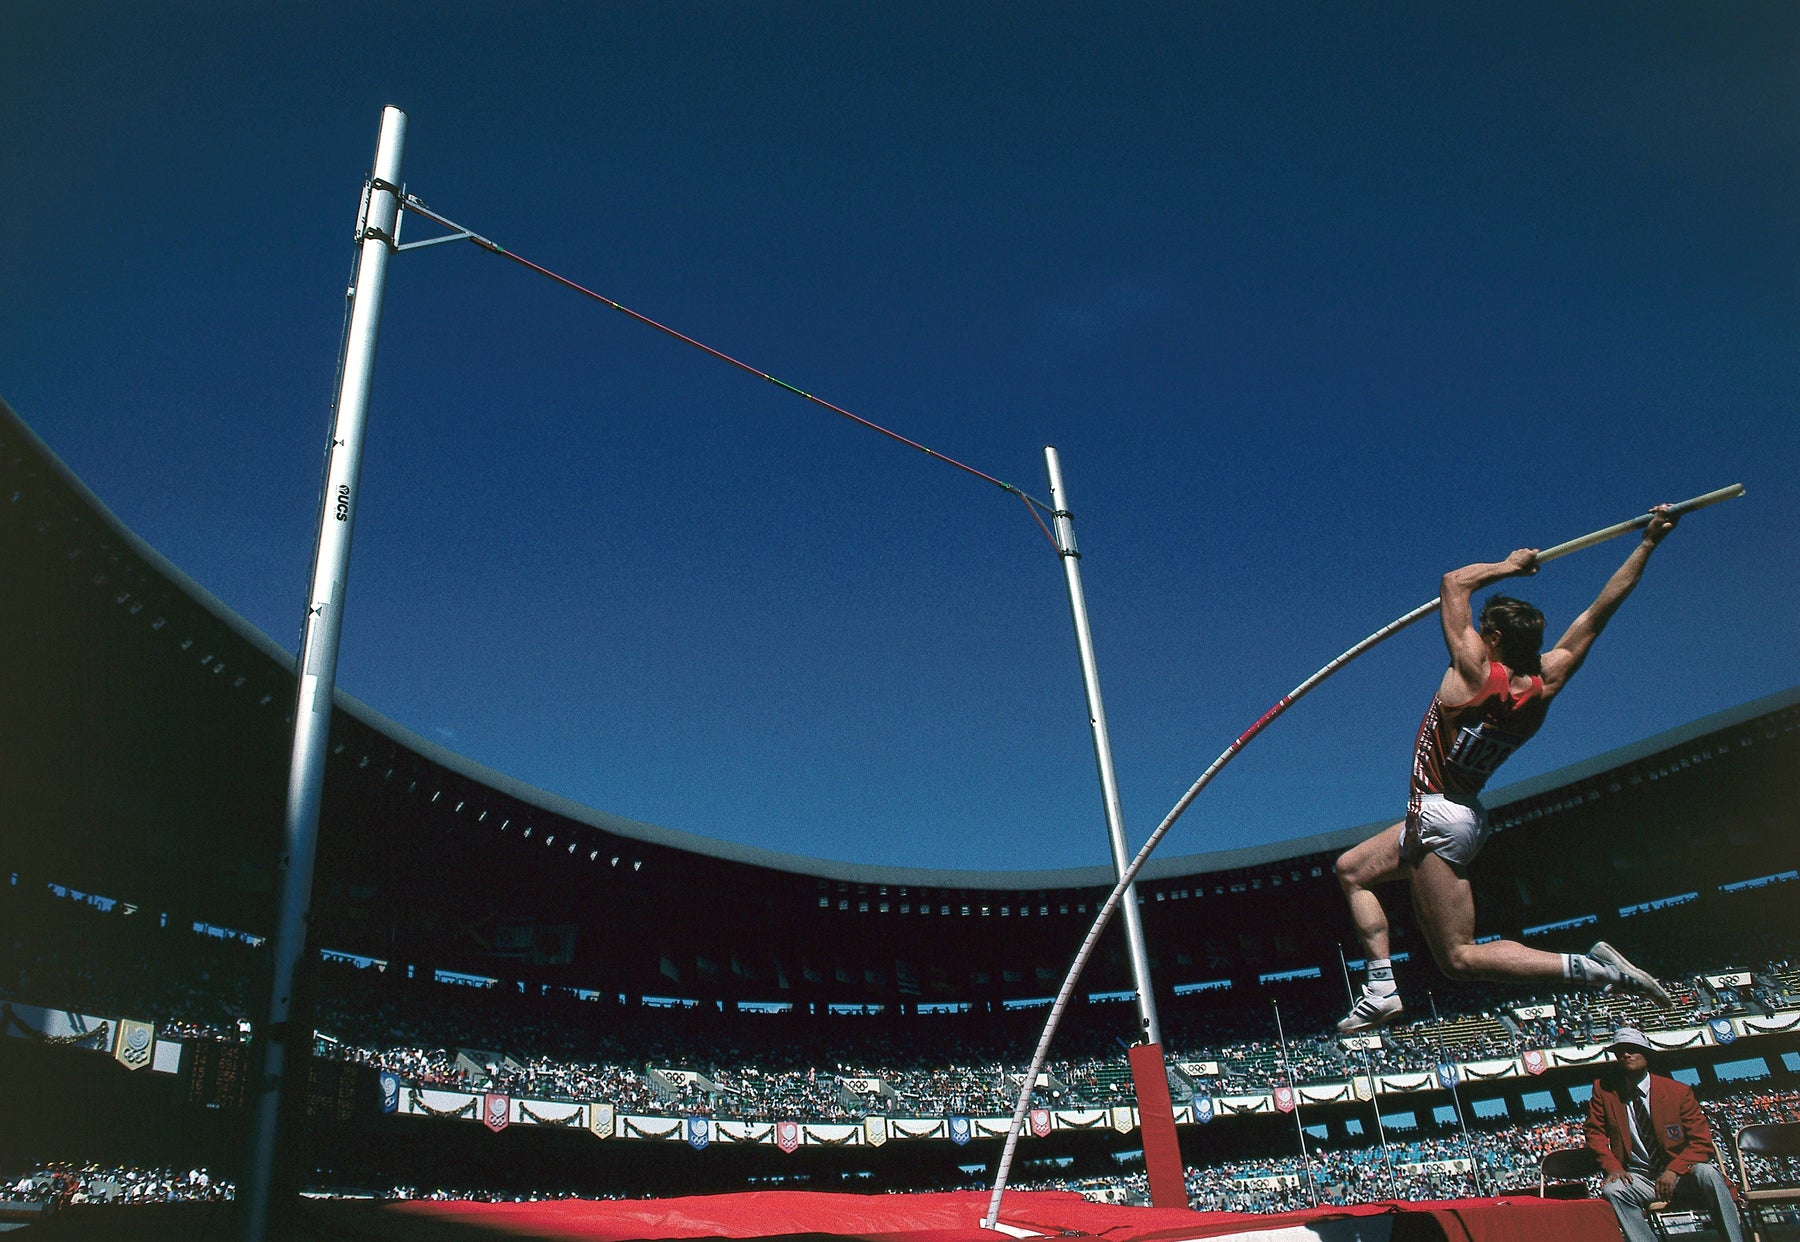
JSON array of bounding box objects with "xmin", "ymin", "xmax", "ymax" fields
[
  {"xmin": 1044, "ymin": 446, "xmax": 1162, "ymax": 1049},
  {"xmin": 1043, "ymin": 447, "xmax": 1186, "ymax": 1208},
  {"xmin": 241, "ymin": 105, "xmax": 407, "ymax": 1242},
  {"xmin": 1273, "ymin": 999, "xmax": 1320, "ymax": 1207}
]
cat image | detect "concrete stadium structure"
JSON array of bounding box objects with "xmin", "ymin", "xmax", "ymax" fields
[{"xmin": 5, "ymin": 395, "xmax": 1798, "ymax": 1018}]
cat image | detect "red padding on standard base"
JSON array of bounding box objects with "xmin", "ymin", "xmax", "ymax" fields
[{"xmin": 1128, "ymin": 1041, "xmax": 1188, "ymax": 1209}]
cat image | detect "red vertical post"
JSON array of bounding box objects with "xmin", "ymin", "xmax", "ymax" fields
[{"xmin": 1127, "ymin": 1042, "xmax": 1187, "ymax": 1208}]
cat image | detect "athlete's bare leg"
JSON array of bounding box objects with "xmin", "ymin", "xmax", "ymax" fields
[
  {"xmin": 1334, "ymin": 824, "xmax": 1409, "ymax": 1032},
  {"xmin": 1406, "ymin": 850, "xmax": 1570, "ymax": 982},
  {"xmin": 1334, "ymin": 823, "xmax": 1405, "ymax": 960}
]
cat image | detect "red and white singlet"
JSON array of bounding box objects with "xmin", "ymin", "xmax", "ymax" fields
[{"xmin": 1412, "ymin": 660, "xmax": 1549, "ymax": 803}]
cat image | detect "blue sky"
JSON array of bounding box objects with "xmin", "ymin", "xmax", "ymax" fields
[{"xmin": 4, "ymin": 3, "xmax": 1795, "ymax": 873}]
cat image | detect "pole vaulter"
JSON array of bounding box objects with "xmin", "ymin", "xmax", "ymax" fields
[{"xmin": 983, "ymin": 483, "xmax": 1743, "ymax": 1229}]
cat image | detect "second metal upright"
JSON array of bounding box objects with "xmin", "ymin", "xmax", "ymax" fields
[
  {"xmin": 1044, "ymin": 446, "xmax": 1161, "ymax": 1046},
  {"xmin": 241, "ymin": 104, "xmax": 408, "ymax": 1242},
  {"xmin": 1044, "ymin": 445, "xmax": 1185, "ymax": 1207}
]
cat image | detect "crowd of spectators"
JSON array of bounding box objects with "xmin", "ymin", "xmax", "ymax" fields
[
  {"xmin": 4, "ymin": 1163, "xmax": 232, "ymax": 1207},
  {"xmin": 5, "ymin": 877, "xmax": 1797, "ymax": 1130}
]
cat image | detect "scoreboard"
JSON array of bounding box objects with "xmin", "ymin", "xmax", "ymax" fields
[
  {"xmin": 183, "ymin": 1039, "xmax": 250, "ymax": 1110},
  {"xmin": 182, "ymin": 1040, "xmax": 368, "ymax": 1120}
]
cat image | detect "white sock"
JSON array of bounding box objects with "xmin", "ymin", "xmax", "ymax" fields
[{"xmin": 1365, "ymin": 958, "xmax": 1397, "ymax": 995}]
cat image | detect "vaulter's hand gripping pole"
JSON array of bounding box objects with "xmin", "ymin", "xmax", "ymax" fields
[
  {"xmin": 983, "ymin": 483, "xmax": 1742, "ymax": 1230},
  {"xmin": 242, "ymin": 106, "xmax": 407, "ymax": 1242}
]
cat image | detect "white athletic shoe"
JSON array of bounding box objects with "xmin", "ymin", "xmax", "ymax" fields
[
  {"xmin": 1337, "ymin": 988, "xmax": 1405, "ymax": 1034},
  {"xmin": 1590, "ymin": 941, "xmax": 1675, "ymax": 1007}
]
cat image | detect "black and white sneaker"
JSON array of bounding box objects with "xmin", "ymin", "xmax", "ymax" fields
[
  {"xmin": 1337, "ymin": 988, "xmax": 1404, "ymax": 1034},
  {"xmin": 1590, "ymin": 941, "xmax": 1674, "ymax": 1007}
]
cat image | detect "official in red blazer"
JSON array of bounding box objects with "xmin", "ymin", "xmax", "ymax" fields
[{"xmin": 1584, "ymin": 1026, "xmax": 1744, "ymax": 1242}]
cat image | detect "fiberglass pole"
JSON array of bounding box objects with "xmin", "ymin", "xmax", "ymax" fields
[{"xmin": 242, "ymin": 105, "xmax": 407, "ymax": 1242}]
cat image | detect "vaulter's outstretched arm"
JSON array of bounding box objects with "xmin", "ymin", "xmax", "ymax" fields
[
  {"xmin": 1540, "ymin": 506, "xmax": 1679, "ymax": 695},
  {"xmin": 1438, "ymin": 548, "xmax": 1540, "ymax": 696}
]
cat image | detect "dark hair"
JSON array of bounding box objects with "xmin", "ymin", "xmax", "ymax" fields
[{"xmin": 1477, "ymin": 595, "xmax": 1545, "ymax": 676}]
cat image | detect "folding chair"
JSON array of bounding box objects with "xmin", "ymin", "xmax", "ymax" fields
[
  {"xmin": 1538, "ymin": 1147, "xmax": 1600, "ymax": 1198},
  {"xmin": 1735, "ymin": 1121, "xmax": 1800, "ymax": 1242}
]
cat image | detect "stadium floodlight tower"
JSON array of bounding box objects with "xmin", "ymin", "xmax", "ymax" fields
[
  {"xmin": 242, "ymin": 105, "xmax": 407, "ymax": 1242},
  {"xmin": 1044, "ymin": 446, "xmax": 1185, "ymax": 1209}
]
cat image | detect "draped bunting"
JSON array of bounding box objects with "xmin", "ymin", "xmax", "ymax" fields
[
  {"xmin": 715, "ymin": 1123, "xmax": 774, "ymax": 1145},
  {"xmin": 517, "ymin": 1101, "xmax": 584, "ymax": 1127},
  {"xmin": 1742, "ymin": 1012, "xmax": 1800, "ymax": 1035},
  {"xmin": 622, "ymin": 1117, "xmax": 681, "ymax": 1140},
  {"xmin": 1057, "ymin": 1111, "xmax": 1109, "ymax": 1129},
  {"xmin": 407, "ymin": 1087, "xmax": 477, "ymax": 1119},
  {"xmin": 1, "ymin": 1004, "xmax": 111, "ymax": 1048},
  {"xmin": 1461, "ymin": 1062, "xmax": 1517, "ymax": 1082},
  {"xmin": 889, "ymin": 1119, "xmax": 944, "ymax": 1140},
  {"xmin": 802, "ymin": 1124, "xmax": 858, "ymax": 1147},
  {"xmin": 1552, "ymin": 1047, "xmax": 1609, "ymax": 1066}
]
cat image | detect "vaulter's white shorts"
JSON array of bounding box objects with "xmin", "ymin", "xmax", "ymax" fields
[{"xmin": 1401, "ymin": 792, "xmax": 1491, "ymax": 869}]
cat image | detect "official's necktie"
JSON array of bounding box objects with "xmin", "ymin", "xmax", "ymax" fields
[{"xmin": 1631, "ymin": 1091, "xmax": 1669, "ymax": 1175}]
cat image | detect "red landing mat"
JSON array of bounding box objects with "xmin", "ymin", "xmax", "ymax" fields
[
  {"xmin": 21, "ymin": 1191, "xmax": 1626, "ymax": 1242},
  {"xmin": 383, "ymin": 1190, "xmax": 1624, "ymax": 1242}
]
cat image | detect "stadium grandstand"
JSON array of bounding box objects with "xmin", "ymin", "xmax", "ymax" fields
[{"xmin": 4, "ymin": 393, "xmax": 1798, "ymax": 1233}]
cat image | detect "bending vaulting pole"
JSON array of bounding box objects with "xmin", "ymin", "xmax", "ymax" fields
[
  {"xmin": 242, "ymin": 105, "xmax": 407, "ymax": 1242},
  {"xmin": 983, "ymin": 482, "xmax": 1742, "ymax": 1228}
]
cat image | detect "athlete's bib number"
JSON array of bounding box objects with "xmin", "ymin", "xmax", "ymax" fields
[{"xmin": 1445, "ymin": 724, "xmax": 1521, "ymax": 778}]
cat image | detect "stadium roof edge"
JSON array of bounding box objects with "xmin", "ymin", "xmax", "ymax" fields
[{"xmin": 8, "ymin": 396, "xmax": 1796, "ymax": 893}]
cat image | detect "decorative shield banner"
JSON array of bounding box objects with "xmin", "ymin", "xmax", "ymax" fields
[
  {"xmin": 1710, "ymin": 1018, "xmax": 1737, "ymax": 1045},
  {"xmin": 483, "ymin": 1093, "xmax": 509, "ymax": 1133},
  {"xmin": 1522, "ymin": 1050, "xmax": 1548, "ymax": 1077},
  {"xmin": 863, "ymin": 1116, "xmax": 887, "ymax": 1147},
  {"xmin": 113, "ymin": 1019, "xmax": 154, "ymax": 1072},
  {"xmin": 1193, "ymin": 1095, "xmax": 1214, "ymax": 1124},
  {"xmin": 1110, "ymin": 1106, "xmax": 1134, "ymax": 1133},
  {"xmin": 378, "ymin": 1072, "xmax": 400, "ymax": 1113},
  {"xmin": 1352, "ymin": 1076, "xmax": 1373, "ymax": 1102},
  {"xmin": 588, "ymin": 1103, "xmax": 615, "ymax": 1139},
  {"xmin": 1272, "ymin": 1085, "xmax": 1295, "ymax": 1114},
  {"xmin": 948, "ymin": 1116, "xmax": 971, "ymax": 1146},
  {"xmin": 1435, "ymin": 1063, "xmax": 1460, "ymax": 1090},
  {"xmin": 686, "ymin": 1116, "xmax": 711, "ymax": 1150},
  {"xmin": 776, "ymin": 1121, "xmax": 800, "ymax": 1153},
  {"xmin": 1029, "ymin": 1108, "xmax": 1051, "ymax": 1138}
]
